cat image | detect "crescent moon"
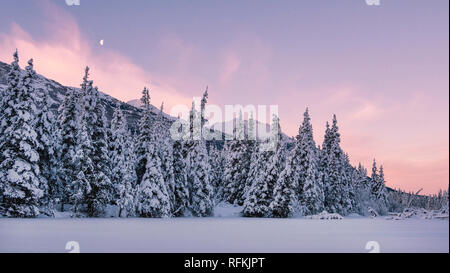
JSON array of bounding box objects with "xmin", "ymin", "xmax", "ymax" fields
[{"xmin": 99, "ymin": 40, "xmax": 104, "ymax": 46}]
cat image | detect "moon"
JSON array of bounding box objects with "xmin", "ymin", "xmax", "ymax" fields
[{"xmin": 99, "ymin": 39, "xmax": 104, "ymax": 46}]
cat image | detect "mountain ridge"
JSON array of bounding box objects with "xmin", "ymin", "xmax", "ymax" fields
[
  {"xmin": 0, "ymin": 60, "xmax": 172, "ymax": 134},
  {"xmin": 0, "ymin": 60, "xmax": 290, "ymax": 142}
]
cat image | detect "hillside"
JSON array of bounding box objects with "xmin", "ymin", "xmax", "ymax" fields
[{"xmin": 0, "ymin": 61, "xmax": 172, "ymax": 134}]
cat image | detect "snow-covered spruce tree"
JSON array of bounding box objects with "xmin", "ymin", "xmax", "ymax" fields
[
  {"xmin": 243, "ymin": 115, "xmax": 284, "ymax": 217},
  {"xmin": 269, "ymin": 148, "xmax": 299, "ymax": 218},
  {"xmin": 78, "ymin": 67, "xmax": 112, "ymax": 217},
  {"xmin": 35, "ymin": 88, "xmax": 58, "ymax": 213},
  {"xmin": 370, "ymin": 159, "xmax": 379, "ymax": 195},
  {"xmin": 172, "ymin": 135, "xmax": 189, "ymax": 216},
  {"xmin": 209, "ymin": 145, "xmax": 225, "ymax": 200},
  {"xmin": 153, "ymin": 103, "xmax": 176, "ymax": 212},
  {"xmin": 358, "ymin": 161, "xmax": 387, "ymax": 215},
  {"xmin": 322, "ymin": 115, "xmax": 352, "ymax": 215},
  {"xmin": 269, "ymin": 112, "xmax": 310, "ymax": 218},
  {"xmin": 135, "ymin": 87, "xmax": 152, "ymax": 185},
  {"xmin": 181, "ymin": 95, "xmax": 204, "ymax": 162},
  {"xmin": 377, "ymin": 165, "xmax": 388, "ymax": 204},
  {"xmin": 138, "ymin": 144, "xmax": 171, "ymax": 218},
  {"xmin": 214, "ymin": 140, "xmax": 230, "ymax": 200},
  {"xmin": 242, "ymin": 146, "xmax": 268, "ymax": 217},
  {"xmin": 185, "ymin": 99, "xmax": 214, "ymax": 217},
  {"xmin": 297, "ymin": 108, "xmax": 324, "ymax": 215},
  {"xmin": 200, "ymin": 86, "xmax": 208, "ymax": 129},
  {"xmin": 56, "ymin": 87, "xmax": 80, "ymax": 212},
  {"xmin": 342, "ymin": 153, "xmax": 357, "ymax": 212},
  {"xmin": 70, "ymin": 122, "xmax": 93, "ymax": 215},
  {"xmin": 0, "ymin": 51, "xmax": 22, "ymax": 143},
  {"xmin": 243, "ymin": 142, "xmax": 258, "ymax": 204},
  {"xmin": 241, "ymin": 113, "xmax": 257, "ymax": 201},
  {"xmin": 239, "ymin": 112, "xmax": 254, "ymax": 204},
  {"xmin": 317, "ymin": 125, "xmax": 331, "ymax": 212},
  {"xmin": 334, "ymin": 116, "xmax": 353, "ymax": 215},
  {"xmin": 181, "ymin": 102, "xmax": 194, "ymax": 174},
  {"xmin": 222, "ymin": 111, "xmax": 251, "ymax": 205},
  {"xmin": 0, "ymin": 55, "xmax": 43, "ymax": 217},
  {"xmin": 110, "ymin": 103, "xmax": 136, "ymax": 217},
  {"xmin": 355, "ymin": 163, "xmax": 368, "ymax": 191},
  {"xmin": 134, "ymin": 88, "xmax": 171, "ymax": 217},
  {"xmin": 370, "ymin": 160, "xmax": 388, "ymax": 213},
  {"xmin": 352, "ymin": 163, "xmax": 371, "ymax": 215},
  {"xmin": 320, "ymin": 123, "xmax": 332, "ymax": 212},
  {"xmin": 187, "ymin": 139, "xmax": 214, "ymax": 217},
  {"xmin": 125, "ymin": 133, "xmax": 139, "ymax": 216}
]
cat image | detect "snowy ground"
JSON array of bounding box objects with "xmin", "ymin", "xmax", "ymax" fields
[{"xmin": 0, "ymin": 205, "xmax": 448, "ymax": 253}]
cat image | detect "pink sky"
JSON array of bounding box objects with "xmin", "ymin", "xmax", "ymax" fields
[{"xmin": 0, "ymin": 0, "xmax": 448, "ymax": 194}]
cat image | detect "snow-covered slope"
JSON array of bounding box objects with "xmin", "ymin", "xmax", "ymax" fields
[
  {"xmin": 0, "ymin": 61, "xmax": 172, "ymax": 133},
  {"xmin": 210, "ymin": 118, "xmax": 291, "ymax": 141},
  {"xmin": 0, "ymin": 59, "xmax": 290, "ymax": 144},
  {"xmin": 126, "ymin": 98, "xmax": 175, "ymax": 121}
]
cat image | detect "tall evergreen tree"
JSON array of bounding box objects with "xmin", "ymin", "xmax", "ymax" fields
[
  {"xmin": 78, "ymin": 67, "xmax": 112, "ymax": 217},
  {"xmin": 186, "ymin": 100, "xmax": 214, "ymax": 217},
  {"xmin": 135, "ymin": 87, "xmax": 152, "ymax": 185},
  {"xmin": 371, "ymin": 160, "xmax": 388, "ymax": 213},
  {"xmin": 356, "ymin": 163, "xmax": 368, "ymax": 190},
  {"xmin": 187, "ymin": 140, "xmax": 214, "ymax": 217},
  {"xmin": 243, "ymin": 115, "xmax": 283, "ymax": 217},
  {"xmin": 317, "ymin": 125, "xmax": 331, "ymax": 212},
  {"xmin": 222, "ymin": 111, "xmax": 251, "ymax": 205},
  {"xmin": 172, "ymin": 136, "xmax": 189, "ymax": 216},
  {"xmin": 241, "ymin": 114, "xmax": 257, "ymax": 201},
  {"xmin": 352, "ymin": 162, "xmax": 372, "ymax": 215},
  {"xmin": 200, "ymin": 86, "xmax": 208, "ymax": 132},
  {"xmin": 135, "ymin": 89, "xmax": 171, "ymax": 217},
  {"xmin": 378, "ymin": 165, "xmax": 387, "ymax": 201},
  {"xmin": 56, "ymin": 88, "xmax": 80, "ymax": 212},
  {"xmin": 342, "ymin": 153, "xmax": 357, "ymax": 212},
  {"xmin": 153, "ymin": 103, "xmax": 176, "ymax": 211},
  {"xmin": 35, "ymin": 89, "xmax": 57, "ymax": 211},
  {"xmin": 138, "ymin": 143, "xmax": 171, "ymax": 218},
  {"xmin": 0, "ymin": 50, "xmax": 22, "ymax": 143},
  {"xmin": 110, "ymin": 103, "xmax": 136, "ymax": 217},
  {"xmin": 0, "ymin": 54, "xmax": 43, "ymax": 217},
  {"xmin": 297, "ymin": 108, "xmax": 324, "ymax": 215},
  {"xmin": 71, "ymin": 122, "xmax": 93, "ymax": 215},
  {"xmin": 243, "ymin": 141, "xmax": 258, "ymax": 204},
  {"xmin": 371, "ymin": 159, "xmax": 379, "ymax": 195},
  {"xmin": 209, "ymin": 145, "xmax": 225, "ymax": 200},
  {"xmin": 322, "ymin": 115, "xmax": 352, "ymax": 215},
  {"xmin": 270, "ymin": 148, "xmax": 299, "ymax": 218},
  {"xmin": 187, "ymin": 141, "xmax": 214, "ymax": 216},
  {"xmin": 126, "ymin": 133, "xmax": 139, "ymax": 215}
]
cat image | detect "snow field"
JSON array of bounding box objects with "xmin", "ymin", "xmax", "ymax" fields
[{"xmin": 0, "ymin": 217, "xmax": 447, "ymax": 253}]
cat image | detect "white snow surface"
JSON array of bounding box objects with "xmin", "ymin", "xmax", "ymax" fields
[{"xmin": 0, "ymin": 206, "xmax": 447, "ymax": 253}]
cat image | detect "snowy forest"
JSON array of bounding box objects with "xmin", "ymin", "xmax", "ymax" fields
[{"xmin": 0, "ymin": 51, "xmax": 448, "ymax": 219}]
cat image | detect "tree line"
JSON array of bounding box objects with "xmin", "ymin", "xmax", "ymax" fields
[{"xmin": 0, "ymin": 51, "xmax": 445, "ymax": 218}]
